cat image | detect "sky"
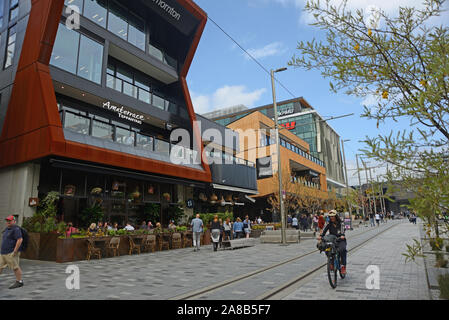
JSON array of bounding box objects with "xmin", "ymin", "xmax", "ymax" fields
[{"xmin": 186, "ymin": 0, "xmax": 449, "ymax": 186}]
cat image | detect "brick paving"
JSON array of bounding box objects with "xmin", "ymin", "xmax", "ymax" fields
[
  {"xmin": 283, "ymin": 221, "xmax": 431, "ymax": 300},
  {"xmin": 0, "ymin": 220, "xmax": 428, "ymax": 300}
]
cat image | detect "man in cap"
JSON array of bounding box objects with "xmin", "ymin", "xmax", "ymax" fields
[{"xmin": 0, "ymin": 215, "xmax": 24, "ymax": 289}]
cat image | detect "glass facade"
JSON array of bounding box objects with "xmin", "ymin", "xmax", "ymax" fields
[
  {"xmin": 9, "ymin": 0, "xmax": 18, "ymax": 21},
  {"xmin": 0, "ymin": 0, "xmax": 4, "ymax": 28},
  {"xmin": 279, "ymin": 113, "xmax": 319, "ymax": 158},
  {"xmin": 65, "ymin": 0, "xmax": 146, "ymax": 52},
  {"xmin": 3, "ymin": 24, "xmax": 16, "ymax": 69},
  {"xmin": 51, "ymin": 23, "xmax": 104, "ymax": 84}
]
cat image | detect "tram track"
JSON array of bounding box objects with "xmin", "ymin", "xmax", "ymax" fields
[{"xmin": 169, "ymin": 221, "xmax": 402, "ymax": 300}]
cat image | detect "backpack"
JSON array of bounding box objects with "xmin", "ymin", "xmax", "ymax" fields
[{"xmin": 19, "ymin": 227, "xmax": 29, "ymax": 252}]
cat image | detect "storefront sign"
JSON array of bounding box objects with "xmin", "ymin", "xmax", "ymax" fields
[
  {"xmin": 280, "ymin": 121, "xmax": 296, "ymax": 130},
  {"xmin": 186, "ymin": 199, "xmax": 194, "ymax": 208},
  {"xmin": 29, "ymin": 198, "xmax": 39, "ymax": 207},
  {"xmin": 102, "ymin": 101, "xmax": 145, "ymax": 125},
  {"xmin": 152, "ymin": 0, "xmax": 181, "ymax": 21},
  {"xmin": 278, "ymin": 106, "xmax": 294, "ymax": 116}
]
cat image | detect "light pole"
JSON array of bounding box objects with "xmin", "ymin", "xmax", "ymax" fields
[
  {"xmin": 271, "ymin": 67, "xmax": 287, "ymax": 245},
  {"xmin": 355, "ymin": 154, "xmax": 365, "ymax": 219},
  {"xmin": 341, "ymin": 139, "xmax": 352, "ymax": 228}
]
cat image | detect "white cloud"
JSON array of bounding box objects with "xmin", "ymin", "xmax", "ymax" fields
[
  {"xmin": 245, "ymin": 41, "xmax": 287, "ymax": 60},
  {"xmin": 192, "ymin": 85, "xmax": 266, "ymax": 114}
]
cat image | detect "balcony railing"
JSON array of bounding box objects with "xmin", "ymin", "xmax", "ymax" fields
[
  {"xmin": 149, "ymin": 44, "xmax": 178, "ymax": 70},
  {"xmin": 60, "ymin": 110, "xmax": 253, "ymax": 167}
]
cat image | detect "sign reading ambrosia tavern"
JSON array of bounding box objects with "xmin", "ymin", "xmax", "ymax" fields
[{"xmin": 102, "ymin": 101, "xmax": 145, "ymax": 124}]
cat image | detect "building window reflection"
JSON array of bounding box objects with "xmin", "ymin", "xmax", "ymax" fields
[
  {"xmin": 3, "ymin": 24, "xmax": 17, "ymax": 69},
  {"xmin": 83, "ymin": 0, "xmax": 107, "ymax": 28},
  {"xmin": 50, "ymin": 23, "xmax": 104, "ymax": 85}
]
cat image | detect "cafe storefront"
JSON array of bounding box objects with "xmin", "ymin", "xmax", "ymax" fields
[{"xmin": 38, "ymin": 158, "xmax": 203, "ymax": 228}]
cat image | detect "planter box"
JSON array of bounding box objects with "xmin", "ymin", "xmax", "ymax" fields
[
  {"xmin": 201, "ymin": 230, "xmax": 211, "ymax": 245},
  {"xmin": 250, "ymin": 229, "xmax": 263, "ymax": 238},
  {"xmin": 21, "ymin": 233, "xmax": 59, "ymax": 261}
]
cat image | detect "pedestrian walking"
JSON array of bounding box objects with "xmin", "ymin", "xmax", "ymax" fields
[
  {"xmin": 0, "ymin": 216, "xmax": 24, "ymax": 289},
  {"xmin": 313, "ymin": 214, "xmax": 319, "ymax": 232},
  {"xmin": 190, "ymin": 214, "xmax": 203, "ymax": 252},
  {"xmin": 300, "ymin": 214, "xmax": 308, "ymax": 232},
  {"xmin": 318, "ymin": 213, "xmax": 325, "ymax": 234},
  {"xmin": 375, "ymin": 213, "xmax": 380, "ymax": 226},
  {"xmin": 369, "ymin": 212, "xmax": 375, "ymax": 227},
  {"xmin": 223, "ymin": 218, "xmax": 232, "ymax": 241},
  {"xmin": 233, "ymin": 218, "xmax": 244, "ymax": 239},
  {"xmin": 210, "ymin": 215, "xmax": 221, "ymax": 252},
  {"xmin": 287, "ymin": 215, "xmax": 292, "ymax": 229},
  {"xmin": 292, "ymin": 215, "xmax": 299, "ymax": 230},
  {"xmin": 243, "ymin": 216, "xmax": 251, "ymax": 239},
  {"xmin": 305, "ymin": 214, "xmax": 311, "ymax": 231}
]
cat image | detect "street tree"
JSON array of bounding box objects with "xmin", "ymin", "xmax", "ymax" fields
[{"xmin": 289, "ymin": 0, "xmax": 449, "ymax": 259}]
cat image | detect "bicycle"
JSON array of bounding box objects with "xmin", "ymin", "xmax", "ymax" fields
[{"xmin": 318, "ymin": 234, "xmax": 346, "ymax": 289}]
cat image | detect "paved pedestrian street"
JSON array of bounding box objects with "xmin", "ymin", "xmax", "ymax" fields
[
  {"xmin": 283, "ymin": 221, "xmax": 430, "ymax": 300},
  {"xmin": 0, "ymin": 220, "xmax": 431, "ymax": 300}
]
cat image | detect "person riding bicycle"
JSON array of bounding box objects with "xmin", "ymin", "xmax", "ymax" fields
[{"xmin": 317, "ymin": 210, "xmax": 347, "ymax": 275}]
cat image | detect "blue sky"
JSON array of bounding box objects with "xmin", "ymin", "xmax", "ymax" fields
[{"xmin": 186, "ymin": 0, "xmax": 449, "ymax": 185}]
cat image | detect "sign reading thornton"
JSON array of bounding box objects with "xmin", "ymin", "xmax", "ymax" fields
[
  {"xmin": 152, "ymin": 0, "xmax": 181, "ymax": 21},
  {"xmin": 102, "ymin": 101, "xmax": 145, "ymax": 124}
]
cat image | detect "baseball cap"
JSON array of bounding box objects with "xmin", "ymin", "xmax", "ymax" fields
[{"xmin": 5, "ymin": 215, "xmax": 15, "ymax": 221}]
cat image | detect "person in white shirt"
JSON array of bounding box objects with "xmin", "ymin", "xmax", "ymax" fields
[
  {"xmin": 375, "ymin": 213, "xmax": 380, "ymax": 226},
  {"xmin": 124, "ymin": 223, "xmax": 135, "ymax": 231},
  {"xmin": 292, "ymin": 215, "xmax": 299, "ymax": 230},
  {"xmin": 257, "ymin": 217, "xmax": 262, "ymax": 224}
]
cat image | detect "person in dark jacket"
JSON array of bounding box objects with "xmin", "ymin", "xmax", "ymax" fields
[
  {"xmin": 317, "ymin": 210, "xmax": 347, "ymax": 275},
  {"xmin": 0, "ymin": 216, "xmax": 24, "ymax": 289}
]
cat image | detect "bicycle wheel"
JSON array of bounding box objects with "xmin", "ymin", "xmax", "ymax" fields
[{"xmin": 327, "ymin": 255, "xmax": 337, "ymax": 289}]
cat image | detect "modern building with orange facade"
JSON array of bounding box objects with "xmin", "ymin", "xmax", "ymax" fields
[
  {"xmin": 0, "ymin": 0, "xmax": 257, "ymax": 226},
  {"xmin": 226, "ymin": 111, "xmax": 329, "ymax": 221}
]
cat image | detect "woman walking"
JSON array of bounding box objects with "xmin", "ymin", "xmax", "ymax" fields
[{"xmin": 210, "ymin": 215, "xmax": 221, "ymax": 252}]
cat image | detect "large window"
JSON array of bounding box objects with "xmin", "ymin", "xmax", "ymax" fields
[
  {"xmin": 107, "ymin": 0, "xmax": 127, "ymax": 40},
  {"xmin": 84, "ymin": 0, "xmax": 107, "ymax": 28},
  {"xmin": 0, "ymin": 0, "xmax": 5, "ymax": 28},
  {"xmin": 92, "ymin": 119, "xmax": 113, "ymax": 141},
  {"xmin": 4, "ymin": 24, "xmax": 16, "ymax": 69},
  {"xmin": 77, "ymin": 35, "xmax": 103, "ymax": 83},
  {"xmin": 51, "ymin": 24, "xmax": 79, "ymax": 74},
  {"xmin": 50, "ymin": 23, "xmax": 104, "ymax": 84},
  {"xmin": 67, "ymin": 0, "xmax": 146, "ymax": 51},
  {"xmin": 9, "ymin": 0, "xmax": 18, "ymax": 21}
]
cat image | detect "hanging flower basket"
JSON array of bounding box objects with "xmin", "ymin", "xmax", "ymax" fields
[
  {"xmin": 199, "ymin": 193, "xmax": 207, "ymax": 202},
  {"xmin": 148, "ymin": 185, "xmax": 155, "ymax": 194},
  {"xmin": 210, "ymin": 194, "xmax": 218, "ymax": 202},
  {"xmin": 64, "ymin": 185, "xmax": 76, "ymax": 197},
  {"xmin": 91, "ymin": 187, "xmax": 102, "ymax": 195},
  {"xmin": 163, "ymin": 193, "xmax": 171, "ymax": 201}
]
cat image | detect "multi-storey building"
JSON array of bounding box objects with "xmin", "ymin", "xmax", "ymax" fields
[
  {"xmin": 0, "ymin": 0, "xmax": 257, "ymax": 226},
  {"xmin": 225, "ymin": 111, "xmax": 328, "ymax": 221},
  {"xmin": 204, "ymin": 97, "xmax": 347, "ymax": 196}
]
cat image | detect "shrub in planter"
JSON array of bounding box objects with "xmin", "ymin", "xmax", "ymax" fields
[
  {"xmin": 438, "ymin": 274, "xmax": 449, "ymax": 299},
  {"xmin": 430, "ymin": 237, "xmax": 444, "ymax": 251}
]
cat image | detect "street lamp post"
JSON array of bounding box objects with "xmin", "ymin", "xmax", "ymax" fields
[
  {"xmin": 341, "ymin": 139, "xmax": 352, "ymax": 228},
  {"xmin": 271, "ymin": 67, "xmax": 287, "ymax": 245}
]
